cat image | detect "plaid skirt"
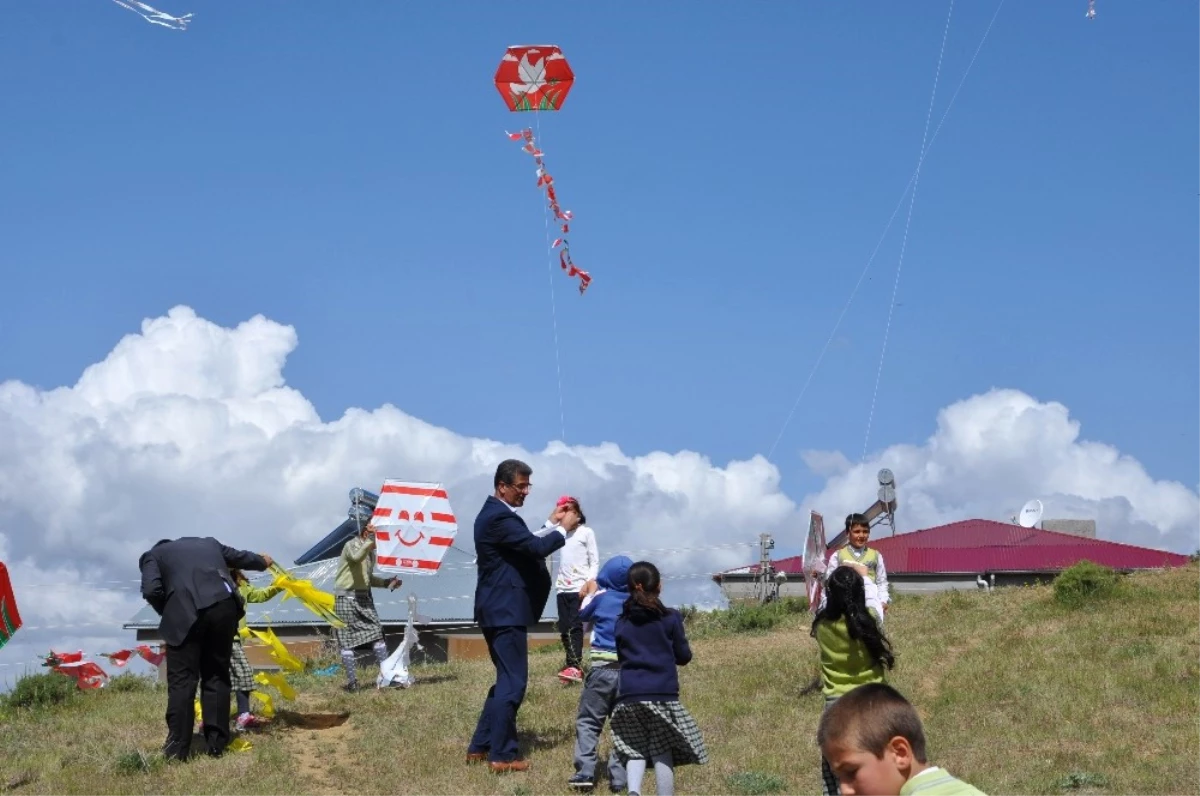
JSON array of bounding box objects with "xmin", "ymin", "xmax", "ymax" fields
[
  {"xmin": 230, "ymin": 636, "xmax": 255, "ymax": 692},
  {"xmin": 610, "ymin": 700, "xmax": 709, "ymax": 766},
  {"xmin": 333, "ymin": 591, "xmax": 384, "ymax": 650}
]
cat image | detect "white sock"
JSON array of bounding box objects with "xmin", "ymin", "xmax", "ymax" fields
[
  {"xmin": 652, "ymin": 754, "xmax": 675, "ymax": 796},
  {"xmin": 626, "ymin": 759, "xmax": 646, "ymax": 795}
]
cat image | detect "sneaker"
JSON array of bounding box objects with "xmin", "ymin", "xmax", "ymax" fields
[
  {"xmin": 558, "ymin": 666, "xmax": 583, "ymax": 683},
  {"xmin": 235, "ymin": 712, "xmax": 264, "ymax": 731},
  {"xmin": 568, "ymin": 773, "xmax": 595, "ymax": 790},
  {"xmin": 342, "ymin": 682, "xmax": 359, "ymax": 693}
]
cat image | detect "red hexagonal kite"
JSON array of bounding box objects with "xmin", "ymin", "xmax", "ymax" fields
[
  {"xmin": 497, "ymin": 44, "xmax": 591, "ymax": 294},
  {"xmin": 494, "ymin": 45, "xmax": 574, "ymax": 112}
]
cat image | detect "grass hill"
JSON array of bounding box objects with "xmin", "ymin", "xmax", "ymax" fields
[{"xmin": 0, "ymin": 563, "xmax": 1196, "ymax": 795}]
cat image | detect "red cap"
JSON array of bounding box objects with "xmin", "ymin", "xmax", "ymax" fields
[{"xmin": 557, "ymin": 495, "xmax": 577, "ymax": 507}]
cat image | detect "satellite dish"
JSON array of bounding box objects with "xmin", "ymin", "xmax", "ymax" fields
[
  {"xmin": 877, "ymin": 468, "xmax": 895, "ymax": 486},
  {"xmin": 1018, "ymin": 499, "xmax": 1044, "ymax": 528}
]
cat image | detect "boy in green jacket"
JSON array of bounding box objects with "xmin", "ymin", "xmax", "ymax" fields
[{"xmin": 817, "ymin": 683, "xmax": 986, "ymax": 795}]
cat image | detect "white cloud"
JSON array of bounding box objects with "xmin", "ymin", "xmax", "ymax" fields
[
  {"xmin": 799, "ymin": 388, "xmax": 1199, "ymax": 551},
  {"xmin": 1, "ymin": 308, "xmax": 1195, "ymax": 687},
  {"xmin": 0, "ymin": 307, "xmax": 790, "ymax": 683}
]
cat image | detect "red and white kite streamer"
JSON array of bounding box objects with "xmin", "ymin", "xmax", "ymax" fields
[
  {"xmin": 109, "ymin": 0, "xmax": 192, "ymax": 30},
  {"xmin": 41, "ymin": 651, "xmax": 110, "ymax": 689},
  {"xmin": 507, "ymin": 128, "xmax": 593, "ymax": 295},
  {"xmin": 38, "ymin": 645, "xmax": 165, "ymax": 690},
  {"xmin": 102, "ymin": 645, "xmax": 166, "ymax": 668}
]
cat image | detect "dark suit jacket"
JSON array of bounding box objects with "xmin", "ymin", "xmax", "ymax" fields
[
  {"xmin": 473, "ymin": 496, "xmax": 566, "ymax": 628},
  {"xmin": 138, "ymin": 536, "xmax": 269, "ymax": 646}
]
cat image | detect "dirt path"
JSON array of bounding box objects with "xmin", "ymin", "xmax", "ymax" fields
[{"xmin": 275, "ymin": 701, "xmax": 355, "ymax": 795}]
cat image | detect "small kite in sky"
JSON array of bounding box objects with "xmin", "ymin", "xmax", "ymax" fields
[
  {"xmin": 494, "ymin": 44, "xmax": 575, "ymax": 112},
  {"xmin": 109, "ymin": 0, "xmax": 192, "ymax": 30},
  {"xmin": 495, "ymin": 45, "xmax": 592, "ymax": 295}
]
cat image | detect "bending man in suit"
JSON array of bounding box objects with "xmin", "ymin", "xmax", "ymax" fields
[
  {"xmin": 138, "ymin": 536, "xmax": 273, "ymax": 760},
  {"xmin": 467, "ymin": 458, "xmax": 582, "ymax": 772}
]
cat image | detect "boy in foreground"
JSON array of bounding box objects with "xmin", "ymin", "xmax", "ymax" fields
[{"xmin": 817, "ymin": 683, "xmax": 986, "ymax": 795}]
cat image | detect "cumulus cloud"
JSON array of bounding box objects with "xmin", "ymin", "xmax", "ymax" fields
[
  {"xmin": 0, "ymin": 307, "xmax": 794, "ymax": 683},
  {"xmin": 0, "ymin": 307, "xmax": 1194, "ymax": 686},
  {"xmin": 799, "ymin": 389, "xmax": 1199, "ymax": 552}
]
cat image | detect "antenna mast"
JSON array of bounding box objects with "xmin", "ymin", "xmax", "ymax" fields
[
  {"xmin": 757, "ymin": 533, "xmax": 777, "ymax": 604},
  {"xmin": 825, "ymin": 468, "xmax": 900, "ymax": 551}
]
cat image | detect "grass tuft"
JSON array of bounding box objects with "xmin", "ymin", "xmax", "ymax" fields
[
  {"xmin": 112, "ymin": 750, "xmax": 165, "ymax": 776},
  {"xmin": 726, "ymin": 770, "xmax": 788, "ymax": 794}
]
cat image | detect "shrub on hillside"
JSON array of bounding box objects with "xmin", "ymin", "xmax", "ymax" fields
[
  {"xmin": 683, "ymin": 596, "xmax": 809, "ymax": 638},
  {"xmin": 1054, "ymin": 560, "xmax": 1123, "ymax": 607},
  {"xmin": 3, "ymin": 671, "xmax": 78, "ymax": 710},
  {"xmin": 106, "ymin": 672, "xmax": 156, "ymax": 693}
]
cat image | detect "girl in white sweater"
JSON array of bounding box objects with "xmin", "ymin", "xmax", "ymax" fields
[{"xmin": 539, "ymin": 496, "xmax": 599, "ymax": 683}]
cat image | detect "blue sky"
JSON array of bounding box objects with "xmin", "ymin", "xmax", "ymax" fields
[{"xmin": 1, "ymin": 0, "xmax": 1195, "ymax": 508}]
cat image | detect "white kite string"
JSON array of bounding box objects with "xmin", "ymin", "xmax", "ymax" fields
[
  {"xmin": 862, "ymin": 0, "xmax": 955, "ymax": 462},
  {"xmin": 765, "ymin": 0, "xmax": 1005, "ymax": 461},
  {"xmin": 535, "ymin": 109, "xmax": 568, "ymax": 444},
  {"xmin": 109, "ymin": 0, "xmax": 192, "ymax": 29}
]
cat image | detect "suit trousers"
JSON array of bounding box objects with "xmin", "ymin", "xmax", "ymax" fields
[
  {"xmin": 164, "ymin": 595, "xmax": 240, "ymax": 760},
  {"xmin": 468, "ymin": 625, "xmax": 529, "ymax": 762}
]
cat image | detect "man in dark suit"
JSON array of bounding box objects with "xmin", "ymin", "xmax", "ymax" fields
[
  {"xmin": 467, "ymin": 458, "xmax": 581, "ymax": 772},
  {"xmin": 138, "ymin": 536, "xmax": 274, "ymax": 760}
]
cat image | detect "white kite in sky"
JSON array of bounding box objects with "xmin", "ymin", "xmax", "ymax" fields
[{"xmin": 109, "ymin": 0, "xmax": 192, "ymax": 30}]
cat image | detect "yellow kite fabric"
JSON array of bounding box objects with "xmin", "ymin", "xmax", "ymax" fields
[
  {"xmin": 246, "ymin": 626, "xmax": 305, "ymax": 673},
  {"xmin": 268, "ymin": 563, "xmax": 346, "ymax": 629},
  {"xmin": 254, "ymin": 671, "xmax": 296, "ymax": 701},
  {"xmin": 250, "ymin": 690, "xmax": 275, "ymax": 718},
  {"xmin": 228, "ymin": 737, "xmax": 254, "ymax": 752}
]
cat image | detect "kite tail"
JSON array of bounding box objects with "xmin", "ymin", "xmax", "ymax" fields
[
  {"xmin": 109, "ymin": 0, "xmax": 192, "ymax": 30},
  {"xmin": 506, "ymin": 128, "xmax": 592, "ymax": 295}
]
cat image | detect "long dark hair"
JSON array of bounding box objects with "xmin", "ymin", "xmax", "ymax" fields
[
  {"xmin": 811, "ymin": 566, "xmax": 895, "ymax": 670},
  {"xmin": 622, "ymin": 561, "xmax": 668, "ymax": 620}
]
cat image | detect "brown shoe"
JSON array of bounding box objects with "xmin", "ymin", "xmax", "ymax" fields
[
  {"xmin": 489, "ymin": 759, "xmax": 530, "ymax": 773},
  {"xmin": 466, "ymin": 751, "xmax": 488, "ymax": 764}
]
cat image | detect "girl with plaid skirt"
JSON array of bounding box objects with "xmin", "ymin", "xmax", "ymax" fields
[
  {"xmin": 230, "ymin": 570, "xmax": 284, "ymax": 730},
  {"xmin": 333, "ymin": 524, "xmax": 401, "ymax": 692},
  {"xmin": 610, "ymin": 561, "xmax": 707, "ymax": 796}
]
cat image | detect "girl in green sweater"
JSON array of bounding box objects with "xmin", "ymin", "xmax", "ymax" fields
[
  {"xmin": 811, "ymin": 565, "xmax": 896, "ymax": 796},
  {"xmin": 231, "ymin": 570, "xmax": 284, "ymax": 729}
]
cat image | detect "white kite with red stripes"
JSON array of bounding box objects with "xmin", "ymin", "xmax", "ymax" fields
[{"xmin": 371, "ymin": 480, "xmax": 458, "ymax": 576}]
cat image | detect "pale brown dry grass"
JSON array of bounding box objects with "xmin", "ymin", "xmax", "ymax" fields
[{"xmin": 0, "ymin": 564, "xmax": 1196, "ymax": 795}]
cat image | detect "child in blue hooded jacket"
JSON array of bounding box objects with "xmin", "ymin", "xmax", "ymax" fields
[{"xmin": 568, "ymin": 555, "xmax": 633, "ymax": 792}]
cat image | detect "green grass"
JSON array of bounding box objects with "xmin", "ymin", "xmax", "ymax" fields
[{"xmin": 0, "ymin": 564, "xmax": 1195, "ymax": 794}]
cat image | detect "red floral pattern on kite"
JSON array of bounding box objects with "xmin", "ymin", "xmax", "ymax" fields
[
  {"xmin": 507, "ymin": 128, "xmax": 592, "ymax": 295},
  {"xmin": 494, "ymin": 45, "xmax": 575, "ymax": 112}
]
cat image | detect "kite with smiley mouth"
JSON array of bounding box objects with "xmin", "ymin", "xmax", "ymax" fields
[{"xmin": 371, "ymin": 481, "xmax": 459, "ymax": 576}]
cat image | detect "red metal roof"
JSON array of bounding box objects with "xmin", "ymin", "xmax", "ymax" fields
[{"xmin": 723, "ymin": 519, "xmax": 1191, "ymax": 576}]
